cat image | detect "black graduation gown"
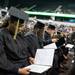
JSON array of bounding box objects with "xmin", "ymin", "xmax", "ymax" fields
[
  {"xmin": 24, "ymin": 32, "xmax": 40, "ymax": 58},
  {"xmin": 24, "ymin": 32, "xmax": 47, "ymax": 75},
  {"xmin": 43, "ymin": 31, "xmax": 52, "ymax": 46},
  {"xmin": 0, "ymin": 28, "xmax": 29, "ymax": 75},
  {"xmin": 68, "ymin": 62, "xmax": 75, "ymax": 75},
  {"xmin": 43, "ymin": 31, "xmax": 65, "ymax": 75}
]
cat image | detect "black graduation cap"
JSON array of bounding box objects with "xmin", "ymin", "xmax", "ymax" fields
[
  {"xmin": 8, "ymin": 7, "xmax": 29, "ymax": 23},
  {"xmin": 34, "ymin": 21, "xmax": 45, "ymax": 29},
  {"xmin": 48, "ymin": 24, "xmax": 55, "ymax": 30}
]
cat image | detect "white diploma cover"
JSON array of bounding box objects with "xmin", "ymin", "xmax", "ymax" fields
[
  {"xmin": 66, "ymin": 44, "xmax": 74, "ymax": 48},
  {"xmin": 26, "ymin": 49, "xmax": 55, "ymax": 73},
  {"xmin": 43, "ymin": 43, "xmax": 57, "ymax": 49}
]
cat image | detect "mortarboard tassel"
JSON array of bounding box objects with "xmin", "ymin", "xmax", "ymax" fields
[{"xmin": 13, "ymin": 19, "xmax": 19, "ymax": 40}]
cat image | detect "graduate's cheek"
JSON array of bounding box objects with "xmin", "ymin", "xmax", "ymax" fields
[{"xmin": 18, "ymin": 27, "xmax": 24, "ymax": 32}]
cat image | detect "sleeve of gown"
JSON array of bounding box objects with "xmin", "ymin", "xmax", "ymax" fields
[
  {"xmin": 56, "ymin": 37, "xmax": 65, "ymax": 48},
  {"xmin": 0, "ymin": 34, "xmax": 19, "ymax": 74}
]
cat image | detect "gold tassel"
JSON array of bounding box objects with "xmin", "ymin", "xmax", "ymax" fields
[{"xmin": 13, "ymin": 20, "xmax": 19, "ymax": 40}]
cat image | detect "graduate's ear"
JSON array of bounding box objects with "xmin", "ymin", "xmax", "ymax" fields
[
  {"xmin": 8, "ymin": 20, "xmax": 12, "ymax": 27},
  {"xmin": 8, "ymin": 19, "xmax": 13, "ymax": 25},
  {"xmin": 8, "ymin": 20, "xmax": 11, "ymax": 26}
]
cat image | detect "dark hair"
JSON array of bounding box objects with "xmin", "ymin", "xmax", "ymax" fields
[
  {"xmin": 34, "ymin": 21, "xmax": 45, "ymax": 29},
  {"xmin": 48, "ymin": 24, "xmax": 55, "ymax": 30}
]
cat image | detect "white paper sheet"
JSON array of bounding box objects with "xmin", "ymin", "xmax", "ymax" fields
[
  {"xmin": 35, "ymin": 49, "xmax": 55, "ymax": 66},
  {"xmin": 66, "ymin": 44, "xmax": 74, "ymax": 48},
  {"xmin": 43, "ymin": 43, "xmax": 57, "ymax": 49},
  {"xmin": 26, "ymin": 64, "xmax": 50, "ymax": 73},
  {"xmin": 26, "ymin": 49, "xmax": 55, "ymax": 73}
]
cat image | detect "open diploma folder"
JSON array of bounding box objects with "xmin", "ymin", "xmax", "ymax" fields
[
  {"xmin": 26, "ymin": 49, "xmax": 55, "ymax": 73},
  {"xmin": 43, "ymin": 43, "xmax": 57, "ymax": 49},
  {"xmin": 66, "ymin": 44, "xmax": 74, "ymax": 48}
]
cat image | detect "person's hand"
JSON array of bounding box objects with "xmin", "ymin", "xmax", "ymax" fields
[
  {"xmin": 52, "ymin": 38, "xmax": 58, "ymax": 43},
  {"xmin": 29, "ymin": 57, "xmax": 35, "ymax": 64},
  {"xmin": 18, "ymin": 67, "xmax": 30, "ymax": 75}
]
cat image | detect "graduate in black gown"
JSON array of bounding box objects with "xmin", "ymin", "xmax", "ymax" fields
[
  {"xmin": 25, "ymin": 21, "xmax": 45, "ymax": 58},
  {"xmin": 43, "ymin": 24, "xmax": 65, "ymax": 75},
  {"xmin": 0, "ymin": 7, "xmax": 30, "ymax": 75},
  {"xmin": 43, "ymin": 24, "xmax": 56, "ymax": 46},
  {"xmin": 24, "ymin": 21, "xmax": 47, "ymax": 75}
]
